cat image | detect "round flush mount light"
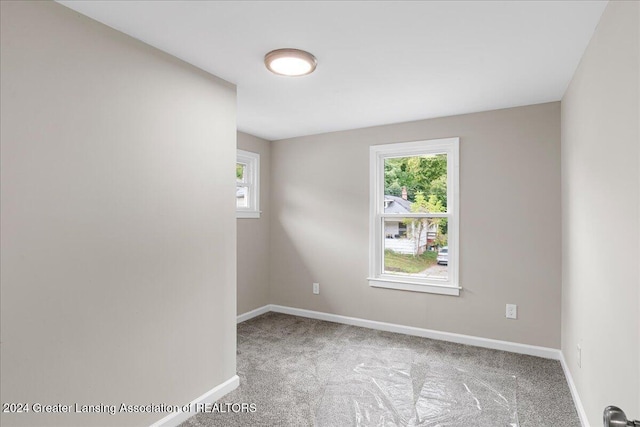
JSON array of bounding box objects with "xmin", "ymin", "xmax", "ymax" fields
[{"xmin": 264, "ymin": 48, "xmax": 317, "ymax": 77}]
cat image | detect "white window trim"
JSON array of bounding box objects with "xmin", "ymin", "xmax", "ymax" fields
[
  {"xmin": 236, "ymin": 149, "xmax": 260, "ymax": 219},
  {"xmin": 368, "ymin": 137, "xmax": 460, "ymax": 296}
]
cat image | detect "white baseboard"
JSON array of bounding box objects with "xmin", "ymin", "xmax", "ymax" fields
[
  {"xmin": 262, "ymin": 304, "xmax": 561, "ymax": 360},
  {"xmin": 560, "ymin": 352, "xmax": 590, "ymax": 427},
  {"xmin": 237, "ymin": 305, "xmax": 271, "ymax": 323},
  {"xmin": 238, "ymin": 304, "xmax": 561, "ymax": 359},
  {"xmin": 149, "ymin": 375, "xmax": 240, "ymax": 427},
  {"xmin": 237, "ymin": 305, "xmax": 589, "ymax": 423}
]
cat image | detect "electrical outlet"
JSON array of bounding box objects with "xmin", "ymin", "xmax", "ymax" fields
[
  {"xmin": 577, "ymin": 344, "xmax": 582, "ymax": 368},
  {"xmin": 313, "ymin": 282, "xmax": 320, "ymax": 295},
  {"xmin": 506, "ymin": 304, "xmax": 517, "ymax": 319}
]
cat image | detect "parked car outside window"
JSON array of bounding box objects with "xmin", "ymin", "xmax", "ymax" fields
[{"xmin": 437, "ymin": 247, "xmax": 448, "ymax": 265}]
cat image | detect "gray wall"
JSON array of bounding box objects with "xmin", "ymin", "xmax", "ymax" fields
[
  {"xmin": 270, "ymin": 102, "xmax": 562, "ymax": 348},
  {"xmin": 561, "ymin": 1, "xmax": 639, "ymax": 424},
  {"xmin": 237, "ymin": 132, "xmax": 271, "ymax": 315},
  {"xmin": 0, "ymin": 2, "xmax": 237, "ymax": 426}
]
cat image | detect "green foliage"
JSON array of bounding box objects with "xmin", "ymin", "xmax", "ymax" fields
[
  {"xmin": 410, "ymin": 192, "xmax": 444, "ymax": 214},
  {"xmin": 385, "ymin": 154, "xmax": 449, "ymax": 252},
  {"xmin": 386, "ymin": 182, "xmax": 403, "ymax": 198},
  {"xmin": 428, "ymin": 176, "xmax": 447, "ymax": 208},
  {"xmin": 437, "ymin": 218, "xmax": 448, "ymax": 242},
  {"xmin": 384, "ymin": 154, "xmax": 447, "ymax": 208},
  {"xmin": 434, "ymin": 230, "xmax": 448, "ymax": 247},
  {"xmin": 384, "ymin": 250, "xmax": 437, "ymax": 274},
  {"xmin": 236, "ymin": 163, "xmax": 244, "ymax": 180},
  {"xmin": 404, "ymin": 192, "xmax": 446, "ymax": 253}
]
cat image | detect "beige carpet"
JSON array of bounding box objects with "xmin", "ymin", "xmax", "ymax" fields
[{"xmin": 181, "ymin": 312, "xmax": 579, "ymax": 426}]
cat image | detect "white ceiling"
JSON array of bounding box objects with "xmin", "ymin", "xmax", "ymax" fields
[{"xmin": 57, "ymin": 1, "xmax": 607, "ymax": 141}]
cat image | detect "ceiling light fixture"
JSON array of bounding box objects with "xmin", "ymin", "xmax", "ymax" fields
[{"xmin": 264, "ymin": 48, "xmax": 317, "ymax": 77}]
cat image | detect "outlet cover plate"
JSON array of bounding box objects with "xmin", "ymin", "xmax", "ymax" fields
[{"xmin": 506, "ymin": 304, "xmax": 517, "ymax": 319}]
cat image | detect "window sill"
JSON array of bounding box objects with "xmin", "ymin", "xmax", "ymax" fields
[
  {"xmin": 237, "ymin": 211, "xmax": 261, "ymax": 219},
  {"xmin": 367, "ymin": 277, "xmax": 460, "ymax": 296}
]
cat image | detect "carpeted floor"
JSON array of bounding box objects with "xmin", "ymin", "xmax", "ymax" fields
[{"xmin": 181, "ymin": 312, "xmax": 580, "ymax": 426}]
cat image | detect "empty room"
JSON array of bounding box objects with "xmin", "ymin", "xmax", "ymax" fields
[{"xmin": 1, "ymin": 1, "xmax": 638, "ymax": 426}]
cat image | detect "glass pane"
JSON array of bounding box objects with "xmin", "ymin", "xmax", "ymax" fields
[
  {"xmin": 236, "ymin": 186, "xmax": 248, "ymax": 208},
  {"xmin": 236, "ymin": 163, "xmax": 247, "ymax": 183},
  {"xmin": 383, "ymin": 217, "xmax": 448, "ymax": 280},
  {"xmin": 384, "ymin": 154, "xmax": 447, "ymax": 213}
]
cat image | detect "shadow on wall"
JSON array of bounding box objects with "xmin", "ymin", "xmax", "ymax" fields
[{"xmin": 270, "ymin": 173, "xmax": 368, "ymax": 311}]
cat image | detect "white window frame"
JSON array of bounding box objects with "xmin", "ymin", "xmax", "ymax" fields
[
  {"xmin": 368, "ymin": 137, "xmax": 460, "ymax": 296},
  {"xmin": 236, "ymin": 149, "xmax": 260, "ymax": 219}
]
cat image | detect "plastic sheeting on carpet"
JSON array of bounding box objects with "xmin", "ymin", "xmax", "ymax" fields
[{"xmin": 315, "ymin": 347, "xmax": 519, "ymax": 427}]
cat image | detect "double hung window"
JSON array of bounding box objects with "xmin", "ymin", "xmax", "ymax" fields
[
  {"xmin": 236, "ymin": 149, "xmax": 260, "ymax": 218},
  {"xmin": 369, "ymin": 138, "xmax": 460, "ymax": 296}
]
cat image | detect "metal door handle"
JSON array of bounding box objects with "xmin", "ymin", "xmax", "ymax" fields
[{"xmin": 604, "ymin": 406, "xmax": 640, "ymax": 427}]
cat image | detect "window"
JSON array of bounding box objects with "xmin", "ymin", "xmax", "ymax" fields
[
  {"xmin": 236, "ymin": 149, "xmax": 260, "ymax": 218},
  {"xmin": 369, "ymin": 138, "xmax": 460, "ymax": 296}
]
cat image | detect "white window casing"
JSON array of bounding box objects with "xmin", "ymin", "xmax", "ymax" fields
[
  {"xmin": 368, "ymin": 137, "xmax": 460, "ymax": 296},
  {"xmin": 236, "ymin": 149, "xmax": 260, "ymax": 219}
]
